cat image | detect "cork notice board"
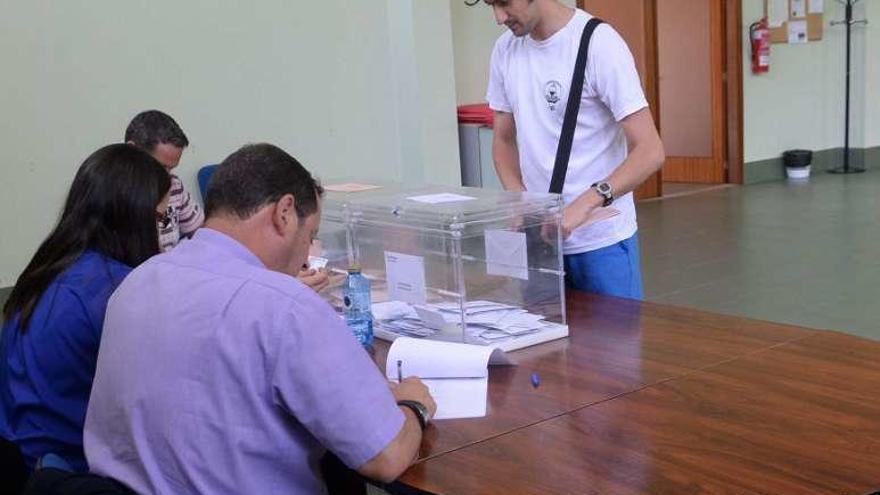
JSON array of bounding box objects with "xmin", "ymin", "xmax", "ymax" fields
[{"xmin": 765, "ymin": 0, "xmax": 824, "ymax": 43}]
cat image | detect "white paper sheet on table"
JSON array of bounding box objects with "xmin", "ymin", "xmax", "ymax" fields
[
  {"xmin": 485, "ymin": 230, "xmax": 529, "ymax": 280},
  {"xmin": 386, "ymin": 337, "xmax": 513, "ymax": 419},
  {"xmin": 407, "ymin": 193, "xmax": 477, "ymax": 205},
  {"xmin": 324, "ymin": 183, "xmax": 381, "ymax": 193},
  {"xmin": 384, "ymin": 251, "xmax": 427, "ymax": 305}
]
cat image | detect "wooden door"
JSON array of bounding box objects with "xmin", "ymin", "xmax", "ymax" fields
[
  {"xmin": 657, "ymin": 0, "xmax": 727, "ymax": 183},
  {"xmin": 579, "ymin": 0, "xmax": 661, "ymax": 199}
]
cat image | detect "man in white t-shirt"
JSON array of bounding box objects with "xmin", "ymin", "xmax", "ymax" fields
[{"xmin": 484, "ymin": 0, "xmax": 664, "ymax": 299}]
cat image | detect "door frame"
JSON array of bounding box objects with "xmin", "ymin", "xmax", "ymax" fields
[
  {"xmin": 577, "ymin": 0, "xmax": 744, "ymax": 195},
  {"xmin": 724, "ymin": 0, "xmax": 744, "ymax": 184}
]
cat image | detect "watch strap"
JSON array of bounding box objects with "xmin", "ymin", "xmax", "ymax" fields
[
  {"xmin": 591, "ymin": 182, "xmax": 614, "ymax": 207},
  {"xmin": 397, "ymin": 400, "xmax": 429, "ymax": 430}
]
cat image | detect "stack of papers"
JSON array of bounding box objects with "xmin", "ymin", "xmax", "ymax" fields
[
  {"xmin": 386, "ymin": 337, "xmax": 513, "ymax": 419},
  {"xmin": 372, "ymin": 300, "xmax": 549, "ymax": 344}
]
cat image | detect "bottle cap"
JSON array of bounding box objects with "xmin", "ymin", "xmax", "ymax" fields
[{"xmin": 347, "ymin": 263, "xmax": 362, "ymax": 273}]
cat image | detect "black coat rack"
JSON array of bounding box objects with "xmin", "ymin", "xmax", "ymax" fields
[{"xmin": 829, "ymin": 0, "xmax": 868, "ymax": 174}]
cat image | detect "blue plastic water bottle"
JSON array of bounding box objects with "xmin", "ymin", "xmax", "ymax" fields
[{"xmin": 343, "ymin": 265, "xmax": 374, "ymax": 347}]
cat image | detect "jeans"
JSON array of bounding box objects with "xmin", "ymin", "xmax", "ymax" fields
[{"xmin": 564, "ymin": 233, "xmax": 644, "ymax": 300}]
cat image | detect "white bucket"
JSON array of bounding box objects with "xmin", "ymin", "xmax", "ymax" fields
[{"xmin": 786, "ymin": 165, "xmax": 811, "ymax": 180}]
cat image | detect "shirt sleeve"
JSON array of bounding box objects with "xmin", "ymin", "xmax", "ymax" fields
[
  {"xmin": 169, "ymin": 175, "xmax": 204, "ymax": 237},
  {"xmin": 486, "ymin": 37, "xmax": 512, "ymax": 113},
  {"xmin": 587, "ymin": 25, "xmax": 649, "ymax": 122},
  {"xmin": 270, "ymin": 294, "xmax": 405, "ymax": 469}
]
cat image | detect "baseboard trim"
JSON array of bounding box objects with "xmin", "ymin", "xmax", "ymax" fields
[{"xmin": 744, "ymin": 146, "xmax": 880, "ymax": 185}]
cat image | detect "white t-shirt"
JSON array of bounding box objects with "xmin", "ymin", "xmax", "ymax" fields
[{"xmin": 487, "ymin": 9, "xmax": 648, "ymax": 255}]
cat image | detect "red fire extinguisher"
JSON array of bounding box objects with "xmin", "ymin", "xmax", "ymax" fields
[{"xmin": 750, "ymin": 18, "xmax": 771, "ymax": 74}]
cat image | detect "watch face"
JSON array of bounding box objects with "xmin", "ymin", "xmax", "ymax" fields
[{"xmin": 597, "ymin": 183, "xmax": 611, "ymax": 195}]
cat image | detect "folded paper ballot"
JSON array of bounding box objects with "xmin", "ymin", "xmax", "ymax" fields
[
  {"xmin": 583, "ymin": 206, "xmax": 620, "ymax": 226},
  {"xmin": 307, "ymin": 256, "xmax": 328, "ymax": 270},
  {"xmin": 386, "ymin": 337, "xmax": 514, "ymax": 419},
  {"xmin": 373, "ymin": 300, "xmax": 548, "ymax": 344}
]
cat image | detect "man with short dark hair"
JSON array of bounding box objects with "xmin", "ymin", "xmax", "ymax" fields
[
  {"xmin": 484, "ymin": 0, "xmax": 665, "ymax": 299},
  {"xmin": 84, "ymin": 143, "xmax": 436, "ymax": 494},
  {"xmin": 125, "ymin": 110, "xmax": 204, "ymax": 251}
]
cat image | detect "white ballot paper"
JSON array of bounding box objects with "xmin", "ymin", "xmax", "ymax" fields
[
  {"xmin": 407, "ymin": 193, "xmax": 477, "ymax": 205},
  {"xmin": 386, "ymin": 337, "xmax": 514, "ymax": 420}
]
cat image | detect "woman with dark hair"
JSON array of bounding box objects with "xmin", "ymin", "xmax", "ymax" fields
[{"xmin": 0, "ymin": 144, "xmax": 171, "ymax": 484}]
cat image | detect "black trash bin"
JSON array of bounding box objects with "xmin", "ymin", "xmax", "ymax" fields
[{"xmin": 783, "ymin": 149, "xmax": 812, "ymax": 180}]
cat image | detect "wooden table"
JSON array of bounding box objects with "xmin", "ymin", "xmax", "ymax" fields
[{"xmin": 377, "ymin": 292, "xmax": 880, "ymax": 495}]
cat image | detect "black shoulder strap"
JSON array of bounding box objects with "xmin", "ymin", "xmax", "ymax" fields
[{"xmin": 549, "ymin": 17, "xmax": 604, "ymax": 195}]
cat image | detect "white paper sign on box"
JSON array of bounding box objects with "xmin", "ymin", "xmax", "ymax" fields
[{"xmin": 384, "ymin": 251, "xmax": 427, "ymax": 305}]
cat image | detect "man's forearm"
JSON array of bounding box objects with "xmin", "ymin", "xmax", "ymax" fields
[
  {"xmin": 571, "ymin": 109, "xmax": 665, "ymax": 211},
  {"xmin": 357, "ymin": 409, "xmax": 423, "ymax": 483},
  {"xmin": 493, "ymin": 140, "xmax": 526, "ymax": 192}
]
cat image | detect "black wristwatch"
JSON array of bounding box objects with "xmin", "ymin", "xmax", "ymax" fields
[
  {"xmin": 397, "ymin": 400, "xmax": 430, "ymax": 430},
  {"xmin": 591, "ymin": 181, "xmax": 614, "ymax": 207}
]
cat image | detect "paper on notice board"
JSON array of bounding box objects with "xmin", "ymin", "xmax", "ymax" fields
[
  {"xmin": 791, "ymin": 0, "xmax": 807, "ymax": 18},
  {"xmin": 385, "ymin": 251, "xmax": 427, "ymax": 305},
  {"xmin": 788, "ymin": 20, "xmax": 808, "ymax": 43},
  {"xmin": 808, "ymin": 0, "xmax": 823, "ymax": 14},
  {"xmin": 768, "ymin": 0, "xmax": 787, "ymax": 27},
  {"xmin": 485, "ymin": 230, "xmax": 529, "ymax": 281}
]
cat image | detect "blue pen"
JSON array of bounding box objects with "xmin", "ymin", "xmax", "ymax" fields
[{"xmin": 530, "ymin": 372, "xmax": 541, "ymax": 388}]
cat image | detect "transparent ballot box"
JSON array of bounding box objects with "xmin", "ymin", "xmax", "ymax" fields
[{"xmin": 318, "ymin": 183, "xmax": 568, "ymax": 352}]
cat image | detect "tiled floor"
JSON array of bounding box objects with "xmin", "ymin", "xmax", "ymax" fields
[
  {"xmin": 639, "ymin": 169, "xmax": 879, "ymax": 341},
  {"xmin": 659, "ymin": 182, "xmax": 732, "ymax": 198}
]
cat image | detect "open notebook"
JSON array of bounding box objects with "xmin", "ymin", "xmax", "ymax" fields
[{"xmin": 386, "ymin": 337, "xmax": 514, "ymax": 420}]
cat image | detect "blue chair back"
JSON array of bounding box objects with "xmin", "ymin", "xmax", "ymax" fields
[{"xmin": 197, "ymin": 164, "xmax": 219, "ymax": 203}]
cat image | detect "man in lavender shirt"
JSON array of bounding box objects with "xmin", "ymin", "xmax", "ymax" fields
[{"xmin": 83, "ymin": 143, "xmax": 436, "ymax": 494}]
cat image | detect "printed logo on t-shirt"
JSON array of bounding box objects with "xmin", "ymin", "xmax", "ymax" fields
[{"xmin": 544, "ymin": 80, "xmax": 563, "ymax": 111}]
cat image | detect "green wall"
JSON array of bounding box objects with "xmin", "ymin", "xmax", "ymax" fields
[
  {"xmin": 866, "ymin": 0, "xmax": 879, "ymax": 150},
  {"xmin": 0, "ymin": 1, "xmax": 460, "ymax": 286}
]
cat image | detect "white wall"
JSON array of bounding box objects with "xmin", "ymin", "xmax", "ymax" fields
[
  {"xmin": 866, "ymin": 0, "xmax": 880, "ymax": 148},
  {"xmin": 412, "ymin": 1, "xmax": 462, "ymax": 185},
  {"xmin": 450, "ymin": 0, "xmax": 576, "ymax": 105},
  {"xmin": 742, "ymin": 0, "xmax": 869, "ymax": 162},
  {"xmin": 0, "ymin": 1, "xmax": 460, "ymax": 286},
  {"xmin": 451, "ymin": 2, "xmax": 504, "ymax": 105}
]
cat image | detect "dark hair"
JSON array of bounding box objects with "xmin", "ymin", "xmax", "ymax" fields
[
  {"xmin": 124, "ymin": 110, "xmax": 189, "ymax": 151},
  {"xmin": 205, "ymin": 143, "xmax": 323, "ymax": 220},
  {"xmin": 2, "ymin": 144, "xmax": 171, "ymax": 330}
]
